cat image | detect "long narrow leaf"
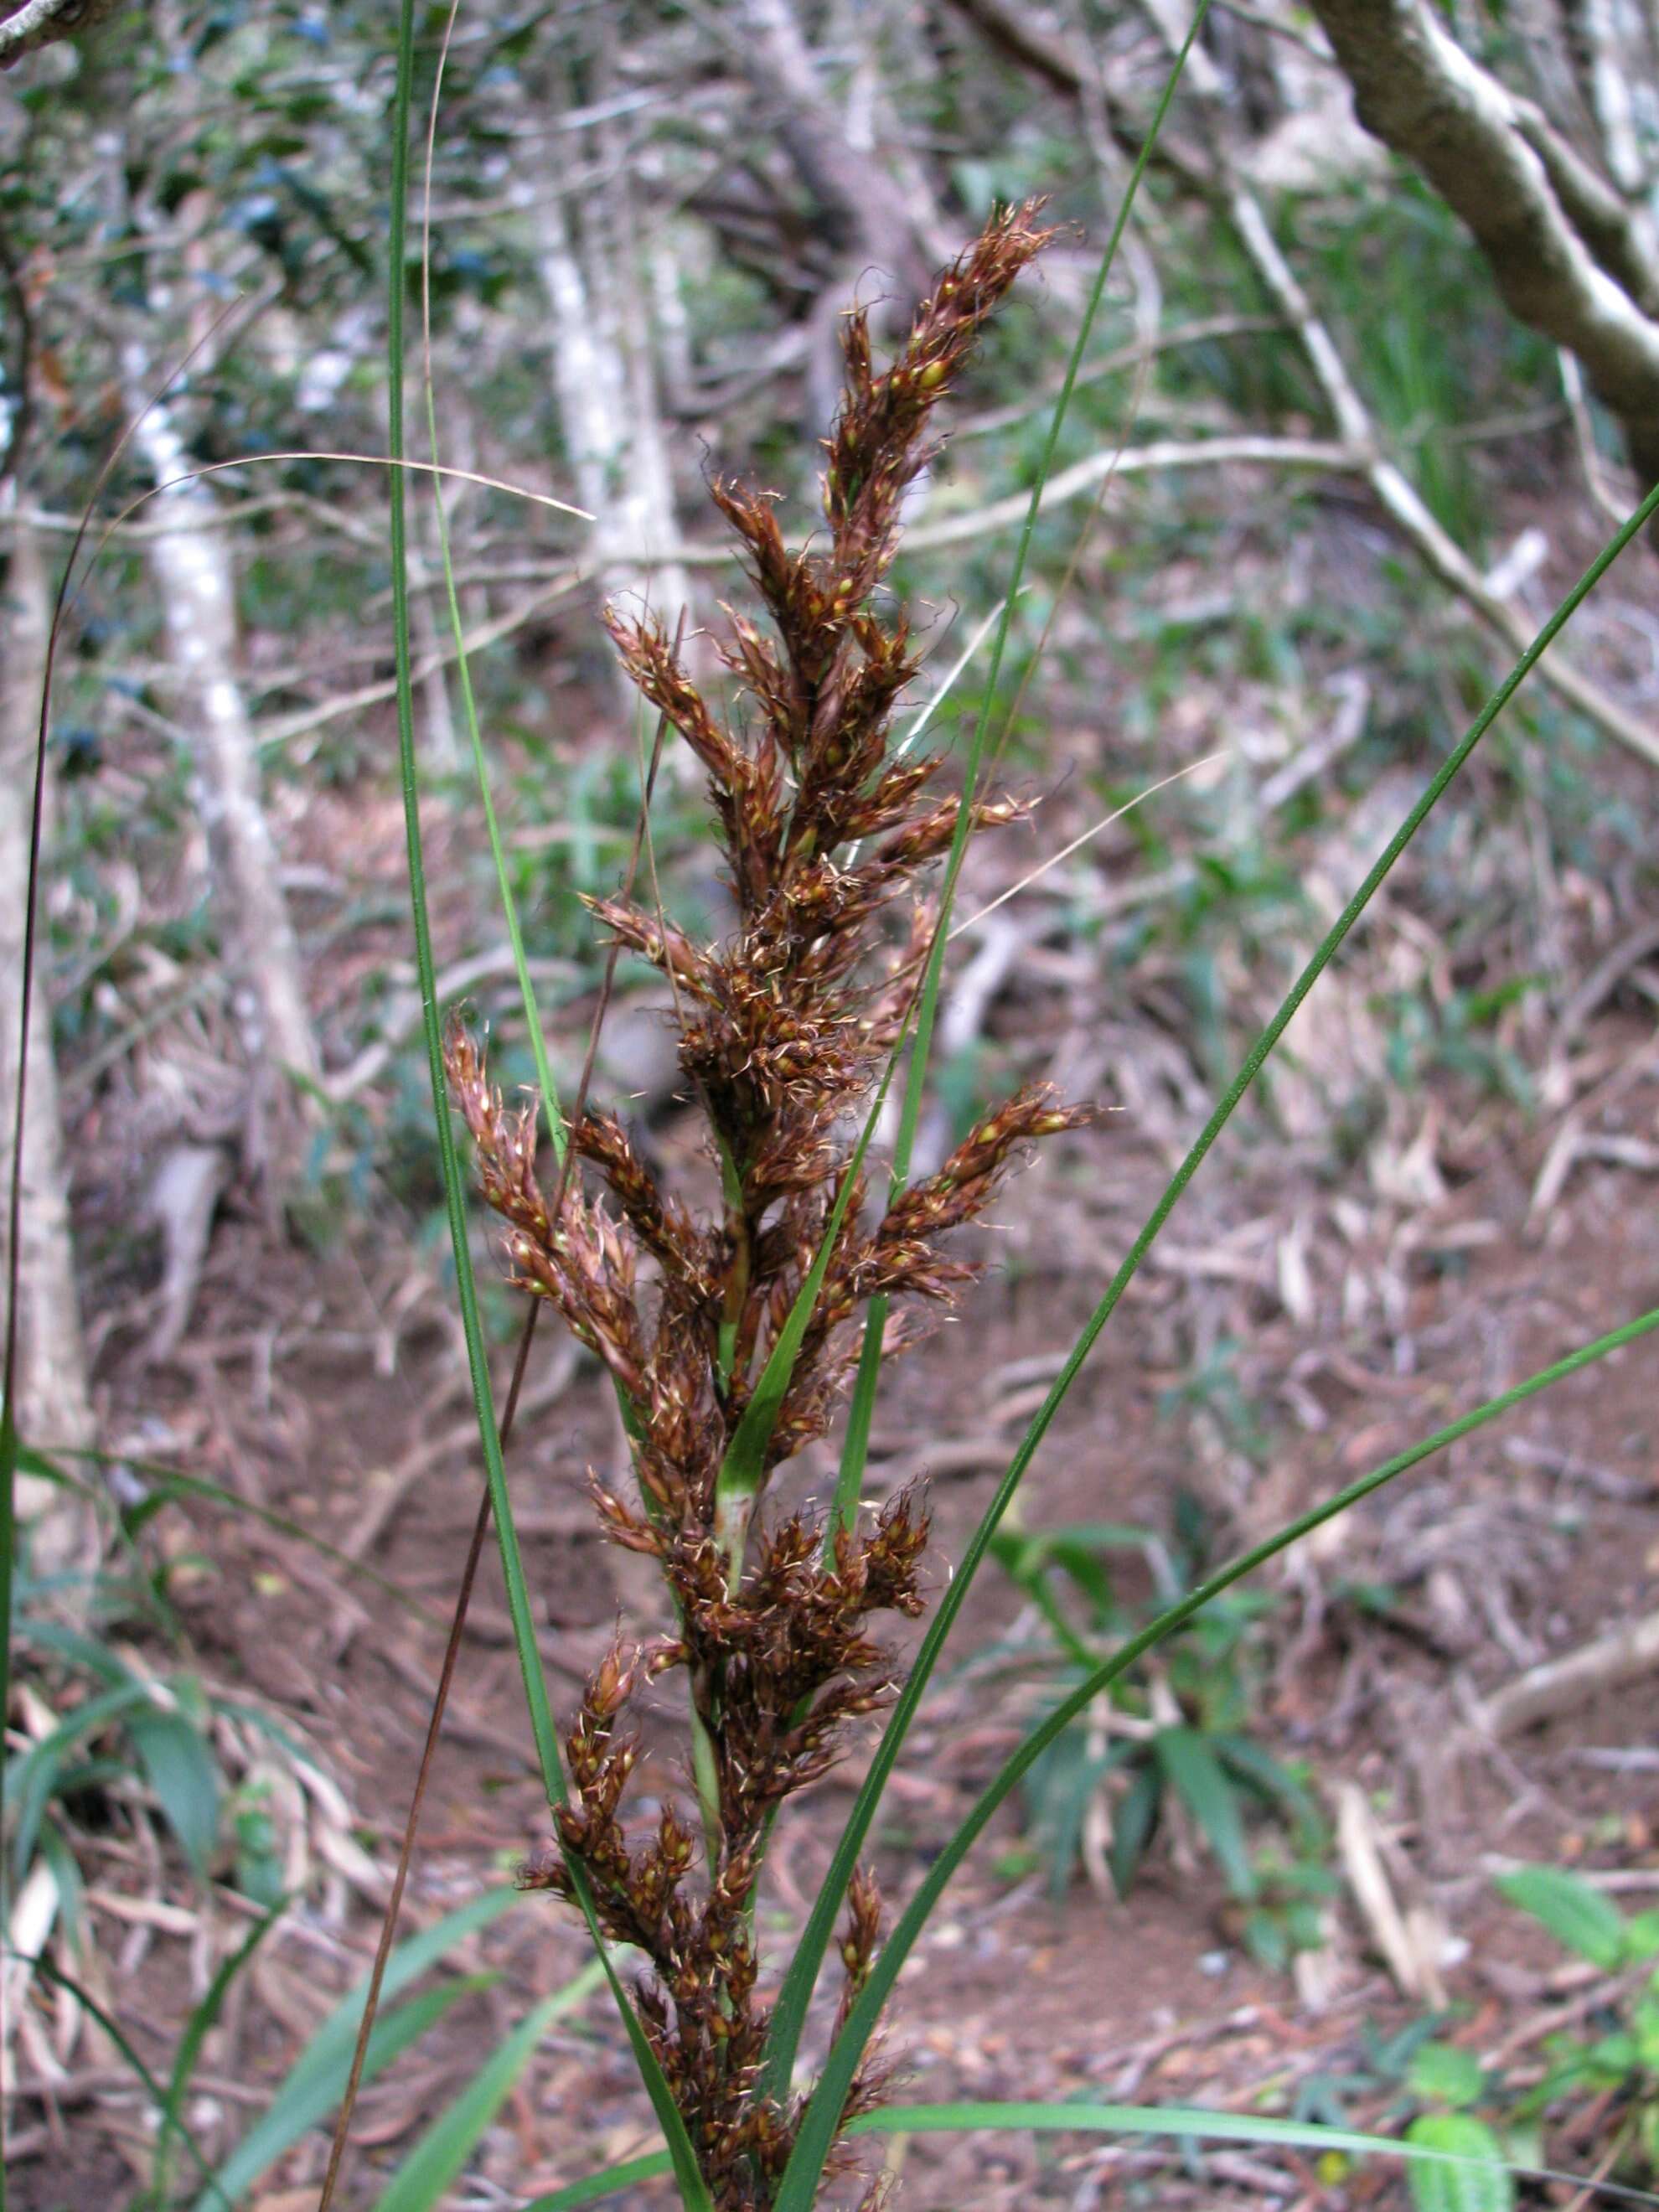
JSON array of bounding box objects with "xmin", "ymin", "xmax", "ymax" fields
[
  {"xmin": 418, "ymin": 101, "xmax": 565, "ymax": 1166},
  {"xmin": 773, "ymin": 1303, "xmax": 1659, "ymax": 2204},
  {"xmin": 21, "ymin": 1949, "xmax": 224, "ymax": 2200},
  {"xmin": 9, "ymin": 1680, "xmax": 149, "ymax": 1879},
  {"xmin": 21, "ymin": 1444, "xmax": 442, "ymax": 1625},
  {"xmin": 380, "ymin": 12, "xmax": 708, "ymax": 2201},
  {"xmin": 368, "ymin": 1983, "xmax": 576, "ymax": 2212},
  {"xmin": 712, "ymin": 1034, "xmax": 908, "ymax": 1539},
  {"xmin": 153, "ymin": 1897, "xmax": 287, "ymax": 2204},
  {"xmin": 194, "ymin": 1886, "xmax": 521, "ymax": 2212},
  {"xmin": 762, "ymin": 462, "xmax": 1659, "ymax": 2114},
  {"xmin": 822, "ymin": 83, "xmax": 1201, "ymax": 1547},
  {"xmin": 767, "ymin": 0, "xmax": 1216, "ymax": 2096},
  {"xmin": 127, "ymin": 1703, "xmax": 221, "ymax": 1877},
  {"xmin": 520, "ymin": 2150, "xmax": 681, "ymax": 2210},
  {"xmin": 521, "ymin": 2095, "xmax": 1659, "ymax": 2211},
  {"xmin": 1155, "ymin": 1726, "xmax": 1253, "ymax": 1898}
]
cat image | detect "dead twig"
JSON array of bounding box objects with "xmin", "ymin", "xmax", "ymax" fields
[{"xmin": 1476, "ymin": 1610, "xmax": 1659, "ymax": 1738}]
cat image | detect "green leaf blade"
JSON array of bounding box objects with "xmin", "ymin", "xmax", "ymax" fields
[
  {"xmin": 127, "ymin": 1704, "xmax": 221, "ymax": 1876},
  {"xmin": 193, "ymin": 1888, "xmax": 524, "ymax": 2212},
  {"xmin": 773, "ymin": 1303, "xmax": 1659, "ymax": 2209},
  {"xmin": 366, "ymin": 1987, "xmax": 565, "ymax": 2212},
  {"xmin": 1494, "ymin": 1866, "xmax": 1627, "ymax": 1969},
  {"xmin": 757, "ymin": 7, "xmax": 1218, "ymax": 2116},
  {"xmin": 1404, "ymin": 2114, "xmax": 1515, "ymax": 2212},
  {"xmin": 382, "ymin": 13, "xmax": 711, "ymax": 2199},
  {"xmin": 1153, "ymin": 1727, "xmax": 1254, "ymax": 1899}
]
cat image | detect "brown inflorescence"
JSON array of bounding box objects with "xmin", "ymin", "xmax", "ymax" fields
[{"xmin": 447, "ymin": 204, "xmax": 1093, "ymax": 2208}]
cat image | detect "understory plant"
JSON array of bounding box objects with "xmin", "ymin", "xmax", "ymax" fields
[
  {"xmin": 446, "ymin": 205, "xmax": 1093, "ymax": 2205},
  {"xmin": 1388, "ymin": 1871, "xmax": 1659, "ymax": 2212},
  {"xmin": 991, "ymin": 1505, "xmax": 1330, "ymax": 1944}
]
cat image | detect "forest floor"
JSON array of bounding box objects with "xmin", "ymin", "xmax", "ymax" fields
[{"xmin": 18, "ymin": 508, "xmax": 1659, "ymax": 2211}]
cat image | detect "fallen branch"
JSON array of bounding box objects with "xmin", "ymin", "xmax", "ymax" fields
[
  {"xmin": 1478, "ymin": 1610, "xmax": 1659, "ymax": 1737},
  {"xmin": 1308, "ymin": 0, "xmax": 1659, "ymax": 488},
  {"xmin": 0, "ymin": 0, "xmax": 122, "ymax": 70}
]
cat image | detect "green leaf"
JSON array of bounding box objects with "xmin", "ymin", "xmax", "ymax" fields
[
  {"xmin": 367, "ymin": 1987, "xmax": 566, "ymax": 2212},
  {"xmin": 1584, "ymin": 2029, "xmax": 1640, "ymax": 2080},
  {"xmin": 382, "ymin": 12, "xmax": 711, "ymax": 2201},
  {"xmin": 154, "ymin": 1899, "xmax": 287, "ymax": 2205},
  {"xmin": 1622, "ymin": 1909, "xmax": 1659, "ymax": 1960},
  {"xmin": 533, "ymin": 2098, "xmax": 1594, "ymax": 2209},
  {"xmin": 34, "ymin": 1822, "xmax": 87, "ymax": 1956},
  {"xmin": 767, "ymin": 435, "xmax": 1659, "ymax": 2187},
  {"xmin": 1155, "ymin": 1728, "xmax": 1254, "ymax": 1899},
  {"xmin": 1212, "ymin": 1735, "xmax": 1320, "ymax": 1837},
  {"xmin": 520, "ymin": 2152, "xmax": 679, "ymax": 2209},
  {"xmin": 18, "ymin": 1620, "xmax": 138, "ymax": 1687},
  {"xmin": 1040, "ymin": 1742, "xmax": 1129, "ymax": 1899},
  {"xmin": 9, "ymin": 1680, "xmax": 150, "ymax": 1879},
  {"xmin": 1494, "ymin": 1866, "xmax": 1627, "ymax": 1969},
  {"xmin": 1408, "ymin": 2042, "xmax": 1485, "ymax": 2111},
  {"xmin": 127, "ymin": 1706, "xmax": 222, "ymax": 1875},
  {"xmin": 24, "ymin": 1949, "xmax": 222, "ymax": 2198},
  {"xmin": 37, "ymin": 1450, "xmax": 440, "ymax": 1625},
  {"xmin": 192, "ymin": 1886, "xmax": 522, "ymax": 2212},
  {"xmin": 1109, "ymin": 1760, "xmax": 1162, "ymax": 1900},
  {"xmin": 714, "ymin": 1042, "xmax": 902, "ymax": 1527},
  {"xmin": 1404, "ymin": 2114, "xmax": 1513, "ymax": 2212},
  {"xmin": 1631, "ymin": 1992, "xmax": 1659, "ymax": 2070}
]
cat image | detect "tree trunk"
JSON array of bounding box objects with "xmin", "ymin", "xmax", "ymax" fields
[
  {"xmin": 125, "ymin": 369, "xmax": 323, "ymax": 1184},
  {"xmin": 535, "ymin": 176, "xmax": 693, "ymax": 648},
  {"xmin": 732, "ymin": 0, "xmax": 938, "ymax": 298},
  {"xmin": 0, "ymin": 498, "xmax": 99, "ymax": 1576}
]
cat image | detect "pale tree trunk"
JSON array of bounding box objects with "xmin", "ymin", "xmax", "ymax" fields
[
  {"xmin": 535, "ymin": 174, "xmax": 693, "ymax": 645},
  {"xmin": 1557, "ymin": 0, "xmax": 1655, "ymax": 196},
  {"xmin": 0, "ymin": 0, "xmax": 121, "ymax": 70},
  {"xmin": 732, "ymin": 0, "xmax": 945, "ymax": 424},
  {"xmin": 0, "ymin": 499, "xmax": 99, "ymax": 1576},
  {"xmin": 732, "ymin": 0, "xmax": 938, "ymax": 295},
  {"xmin": 124, "ymin": 366, "xmax": 323, "ymax": 1184}
]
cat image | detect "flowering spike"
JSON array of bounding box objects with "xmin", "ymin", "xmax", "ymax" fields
[{"xmin": 444, "ymin": 206, "xmax": 1089, "ymax": 2206}]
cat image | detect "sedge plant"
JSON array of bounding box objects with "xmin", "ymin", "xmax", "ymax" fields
[
  {"xmin": 444, "ymin": 204, "xmax": 1096, "ymax": 2207},
  {"xmin": 433, "ymin": 208, "xmax": 1659, "ymax": 2209},
  {"xmin": 13, "ymin": 5, "xmax": 1659, "ymax": 2206},
  {"xmin": 376, "ymin": 6, "xmax": 1659, "ymax": 2199}
]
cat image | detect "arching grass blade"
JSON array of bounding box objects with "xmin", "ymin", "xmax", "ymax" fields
[
  {"xmin": 366, "ymin": 1980, "xmax": 590, "ymax": 2212},
  {"xmin": 519, "ymin": 2091, "xmax": 1659, "ymax": 2212},
  {"xmin": 194, "ymin": 1886, "xmax": 520, "ymax": 2212},
  {"xmin": 821, "ymin": 0, "xmax": 1217, "ymax": 1555},
  {"xmin": 776, "ymin": 1304, "xmax": 1659, "ymax": 2202}
]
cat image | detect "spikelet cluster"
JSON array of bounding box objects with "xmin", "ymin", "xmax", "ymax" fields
[{"xmin": 447, "ymin": 204, "xmax": 1091, "ymax": 2207}]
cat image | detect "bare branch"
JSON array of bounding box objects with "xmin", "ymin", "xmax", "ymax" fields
[
  {"xmin": 1135, "ymin": 0, "xmax": 1659, "ymax": 773},
  {"xmin": 1309, "ymin": 0, "xmax": 1659, "ymax": 486},
  {"xmin": 0, "ymin": 0, "xmax": 122, "ymax": 70}
]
